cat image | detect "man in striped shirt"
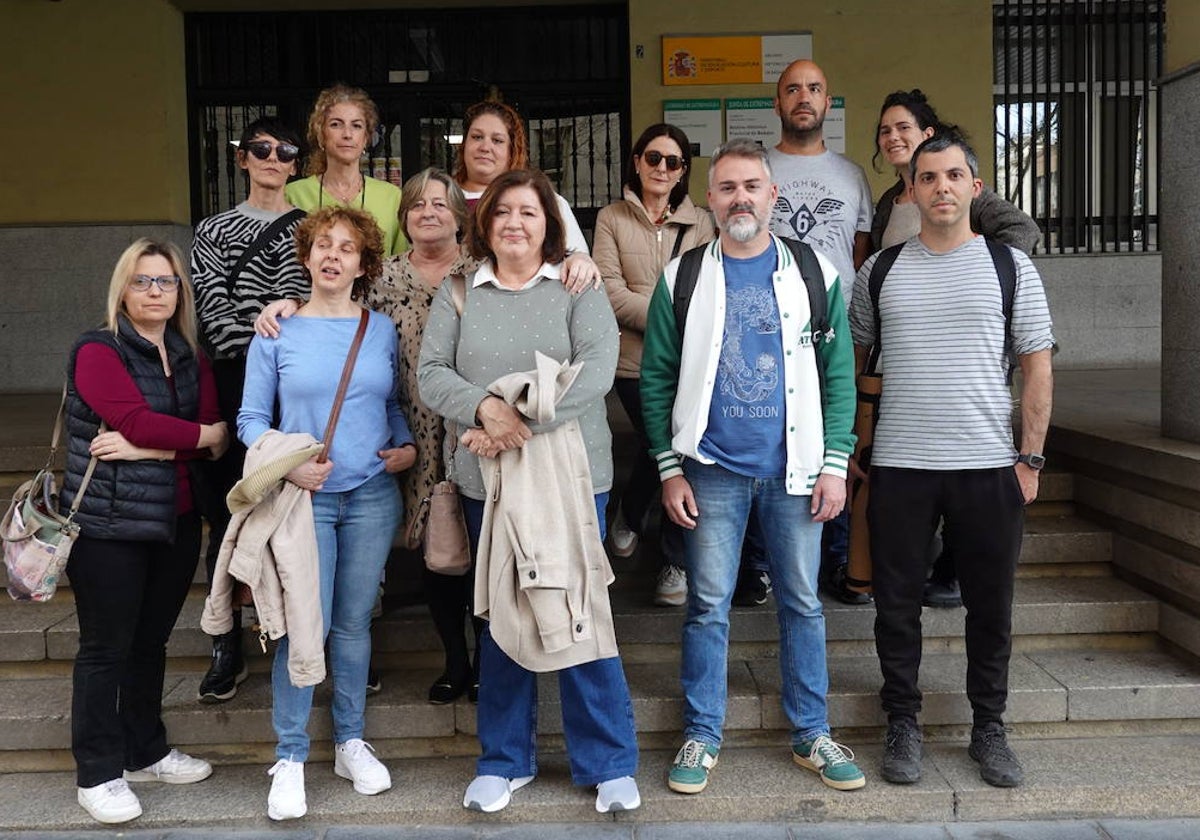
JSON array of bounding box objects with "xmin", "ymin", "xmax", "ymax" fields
[{"xmin": 848, "ymin": 128, "xmax": 1054, "ymax": 789}]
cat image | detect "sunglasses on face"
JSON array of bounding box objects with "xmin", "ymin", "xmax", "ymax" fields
[
  {"xmin": 244, "ymin": 140, "xmax": 300, "ymax": 164},
  {"xmin": 130, "ymin": 274, "xmax": 181, "ymax": 292},
  {"xmin": 642, "ymin": 150, "xmax": 684, "ymax": 171}
]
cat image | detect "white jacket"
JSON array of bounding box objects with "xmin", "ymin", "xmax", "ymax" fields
[{"xmin": 201, "ymin": 431, "xmax": 326, "ymax": 688}]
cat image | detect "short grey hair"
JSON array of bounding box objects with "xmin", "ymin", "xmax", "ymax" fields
[{"xmin": 708, "ymin": 138, "xmax": 772, "ymax": 186}]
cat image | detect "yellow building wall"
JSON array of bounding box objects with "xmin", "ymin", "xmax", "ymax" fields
[
  {"xmin": 630, "ymin": 0, "xmax": 995, "ymax": 201},
  {"xmin": 1166, "ymin": 3, "xmax": 1200, "ymax": 73},
  {"xmin": 0, "ymin": 0, "xmax": 188, "ymax": 225}
]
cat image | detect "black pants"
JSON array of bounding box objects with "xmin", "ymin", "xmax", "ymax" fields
[
  {"xmin": 69, "ymin": 513, "xmax": 201, "ymax": 787},
  {"xmin": 869, "ymin": 467, "xmax": 1024, "ymax": 726},
  {"xmin": 613, "ymin": 377, "xmax": 683, "ymax": 568},
  {"xmin": 201, "ymin": 357, "xmax": 249, "ymax": 584}
]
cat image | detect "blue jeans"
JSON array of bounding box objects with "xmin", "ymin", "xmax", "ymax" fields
[
  {"xmin": 680, "ymin": 460, "xmax": 830, "ymax": 747},
  {"xmin": 463, "ymin": 492, "xmax": 639, "ymax": 786},
  {"xmin": 273, "ymin": 470, "xmax": 400, "ymax": 761}
]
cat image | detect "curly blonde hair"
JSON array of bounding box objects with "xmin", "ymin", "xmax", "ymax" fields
[
  {"xmin": 295, "ymin": 207, "xmax": 385, "ymax": 301},
  {"xmin": 304, "ymin": 83, "xmax": 380, "ymax": 177}
]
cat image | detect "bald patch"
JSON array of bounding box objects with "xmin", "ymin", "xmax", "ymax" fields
[{"xmin": 776, "ymin": 59, "xmax": 827, "ymax": 99}]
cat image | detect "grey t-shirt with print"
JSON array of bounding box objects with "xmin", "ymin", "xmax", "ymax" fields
[{"xmin": 767, "ymin": 148, "xmax": 873, "ymax": 306}]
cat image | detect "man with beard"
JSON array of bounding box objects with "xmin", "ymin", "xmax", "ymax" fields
[
  {"xmin": 849, "ymin": 128, "xmax": 1053, "ymax": 789},
  {"xmin": 766, "ymin": 59, "xmax": 876, "ymax": 606},
  {"xmin": 640, "ymin": 139, "xmax": 863, "ymax": 795}
]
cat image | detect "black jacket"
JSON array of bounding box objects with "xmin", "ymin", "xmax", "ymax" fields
[{"xmin": 60, "ymin": 315, "xmax": 201, "ymax": 542}]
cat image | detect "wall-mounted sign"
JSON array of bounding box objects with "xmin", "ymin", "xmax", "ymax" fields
[
  {"xmin": 825, "ymin": 96, "xmax": 846, "ymax": 155},
  {"xmin": 725, "ymin": 98, "xmax": 776, "ymax": 146},
  {"xmin": 663, "ymin": 99, "xmax": 723, "ymax": 157},
  {"xmin": 662, "ymin": 33, "xmax": 812, "ymax": 86}
]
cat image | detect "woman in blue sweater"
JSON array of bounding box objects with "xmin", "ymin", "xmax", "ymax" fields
[{"xmin": 238, "ymin": 206, "xmax": 415, "ymax": 820}]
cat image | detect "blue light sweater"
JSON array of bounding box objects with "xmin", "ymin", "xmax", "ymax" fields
[{"xmin": 239, "ymin": 309, "xmax": 413, "ymax": 492}]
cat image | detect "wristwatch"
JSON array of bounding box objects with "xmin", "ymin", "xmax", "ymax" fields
[{"xmin": 1016, "ymin": 453, "xmax": 1046, "ymax": 470}]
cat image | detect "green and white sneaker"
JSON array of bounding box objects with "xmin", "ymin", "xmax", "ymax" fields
[
  {"xmin": 793, "ymin": 734, "xmax": 866, "ymax": 791},
  {"xmin": 667, "ymin": 739, "xmax": 719, "ymax": 794}
]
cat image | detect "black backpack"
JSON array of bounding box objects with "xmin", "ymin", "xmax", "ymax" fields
[
  {"xmin": 671, "ymin": 238, "xmax": 832, "ymax": 395},
  {"xmin": 863, "ymin": 238, "xmax": 1018, "ymax": 381}
]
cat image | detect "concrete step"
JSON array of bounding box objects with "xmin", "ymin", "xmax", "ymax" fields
[
  {"xmin": 6, "ymin": 647, "xmax": 1199, "ymax": 756},
  {"xmin": 4, "ymin": 574, "xmax": 1157, "ymax": 666},
  {"xmin": 4, "ymin": 733, "xmax": 1200, "ymax": 831}
]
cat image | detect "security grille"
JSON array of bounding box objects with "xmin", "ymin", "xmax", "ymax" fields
[
  {"xmin": 184, "ymin": 6, "xmax": 629, "ymax": 237},
  {"xmin": 993, "ymin": 0, "xmax": 1163, "ymax": 253}
]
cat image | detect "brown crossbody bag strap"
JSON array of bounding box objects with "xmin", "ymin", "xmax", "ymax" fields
[{"xmin": 317, "ymin": 309, "xmax": 370, "ymax": 464}]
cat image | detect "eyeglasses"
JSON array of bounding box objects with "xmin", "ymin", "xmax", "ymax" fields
[
  {"xmin": 642, "ymin": 150, "xmax": 684, "ymax": 171},
  {"xmin": 130, "ymin": 274, "xmax": 181, "ymax": 292},
  {"xmin": 244, "ymin": 140, "xmax": 300, "ymax": 164}
]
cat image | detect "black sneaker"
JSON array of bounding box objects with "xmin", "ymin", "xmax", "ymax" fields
[
  {"xmin": 969, "ymin": 722, "xmax": 1024, "ymax": 787},
  {"xmin": 732, "ymin": 568, "xmax": 771, "ymax": 607},
  {"xmin": 880, "ymin": 720, "xmax": 923, "ymax": 784},
  {"xmin": 366, "ymin": 668, "xmax": 382, "ymax": 695},
  {"xmin": 923, "ymin": 578, "xmax": 962, "ymax": 608}
]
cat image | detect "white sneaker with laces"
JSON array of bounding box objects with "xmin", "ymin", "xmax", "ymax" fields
[
  {"xmin": 595, "ymin": 775, "xmax": 641, "ymax": 812},
  {"xmin": 334, "ymin": 738, "xmax": 392, "ymax": 795},
  {"xmin": 609, "ymin": 508, "xmax": 639, "ymax": 557},
  {"xmin": 124, "ymin": 748, "xmax": 212, "ymax": 784},
  {"xmin": 77, "ymin": 778, "xmax": 142, "ymax": 824},
  {"xmin": 267, "ymin": 758, "xmax": 306, "ymax": 821},
  {"xmin": 462, "ymin": 774, "xmax": 534, "ymax": 812},
  {"xmin": 654, "ymin": 565, "xmax": 688, "ymax": 607}
]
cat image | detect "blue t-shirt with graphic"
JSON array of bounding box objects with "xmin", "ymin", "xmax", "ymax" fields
[{"xmin": 698, "ymin": 240, "xmax": 787, "ymax": 478}]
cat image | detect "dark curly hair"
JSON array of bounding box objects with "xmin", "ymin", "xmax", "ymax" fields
[
  {"xmin": 872, "ymin": 89, "xmax": 942, "ymax": 173},
  {"xmin": 294, "ymin": 206, "xmax": 384, "ymax": 301}
]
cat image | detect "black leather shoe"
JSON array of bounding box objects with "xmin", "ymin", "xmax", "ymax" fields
[
  {"xmin": 923, "ymin": 578, "xmax": 962, "ymax": 608},
  {"xmin": 198, "ymin": 630, "xmax": 248, "ymax": 704},
  {"xmin": 428, "ymin": 671, "xmax": 470, "ymax": 705}
]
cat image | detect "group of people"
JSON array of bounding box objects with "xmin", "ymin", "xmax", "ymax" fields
[{"xmin": 59, "ymin": 56, "xmax": 1053, "ymax": 827}]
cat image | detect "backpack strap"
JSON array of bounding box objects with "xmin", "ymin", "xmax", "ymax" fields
[
  {"xmin": 984, "ymin": 238, "xmax": 1019, "ymax": 383},
  {"xmin": 865, "ymin": 242, "xmax": 906, "ymax": 375},
  {"xmin": 780, "ymin": 237, "xmax": 829, "ymax": 399},
  {"xmin": 672, "ymin": 244, "xmax": 707, "ymax": 344}
]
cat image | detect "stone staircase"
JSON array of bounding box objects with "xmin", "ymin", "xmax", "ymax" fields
[{"xmin": 4, "ymin": 390, "xmax": 1200, "ymax": 829}]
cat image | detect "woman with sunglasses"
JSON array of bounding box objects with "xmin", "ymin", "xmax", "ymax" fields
[
  {"xmin": 287, "ymin": 84, "xmax": 408, "ymax": 257},
  {"xmin": 191, "ymin": 117, "xmax": 310, "ymax": 704},
  {"xmin": 592, "ymin": 124, "xmax": 714, "ymax": 605},
  {"xmin": 62, "ymin": 239, "xmax": 229, "ymax": 824}
]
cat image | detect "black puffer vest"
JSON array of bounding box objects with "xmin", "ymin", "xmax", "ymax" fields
[{"xmin": 60, "ymin": 315, "xmax": 201, "ymax": 541}]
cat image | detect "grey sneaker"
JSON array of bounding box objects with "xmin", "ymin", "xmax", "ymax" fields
[
  {"xmin": 609, "ymin": 507, "xmax": 639, "ymax": 557},
  {"xmin": 881, "ymin": 720, "xmax": 923, "ymax": 784},
  {"xmin": 654, "ymin": 565, "xmax": 687, "ymax": 607},
  {"xmin": 969, "ymin": 722, "xmax": 1024, "ymax": 787}
]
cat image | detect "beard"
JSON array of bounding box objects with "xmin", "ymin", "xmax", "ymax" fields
[
  {"xmin": 780, "ymin": 107, "xmax": 826, "ymax": 142},
  {"xmin": 722, "ymin": 207, "xmax": 764, "ymax": 243}
]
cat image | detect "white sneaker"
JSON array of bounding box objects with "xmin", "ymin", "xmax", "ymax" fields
[
  {"xmin": 77, "ymin": 778, "xmax": 142, "ymax": 824},
  {"xmin": 463, "ymin": 773, "xmax": 534, "ymax": 812},
  {"xmin": 596, "ymin": 775, "xmax": 641, "ymax": 812},
  {"xmin": 654, "ymin": 565, "xmax": 688, "ymax": 607},
  {"xmin": 609, "ymin": 508, "xmax": 639, "ymax": 558},
  {"xmin": 334, "ymin": 738, "xmax": 391, "ymax": 795},
  {"xmin": 124, "ymin": 748, "xmax": 212, "ymax": 784},
  {"xmin": 267, "ymin": 758, "xmax": 306, "ymax": 821}
]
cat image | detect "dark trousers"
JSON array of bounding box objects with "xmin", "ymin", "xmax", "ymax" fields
[
  {"xmin": 868, "ymin": 467, "xmax": 1024, "ymax": 726},
  {"xmin": 613, "ymin": 377, "xmax": 683, "ymax": 568},
  {"xmin": 69, "ymin": 513, "xmax": 201, "ymax": 787},
  {"xmin": 202, "ymin": 357, "xmax": 248, "ymax": 584}
]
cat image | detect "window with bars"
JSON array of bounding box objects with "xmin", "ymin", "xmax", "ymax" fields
[
  {"xmin": 185, "ymin": 6, "xmax": 629, "ymax": 235},
  {"xmin": 992, "ymin": 0, "xmax": 1163, "ymax": 253}
]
